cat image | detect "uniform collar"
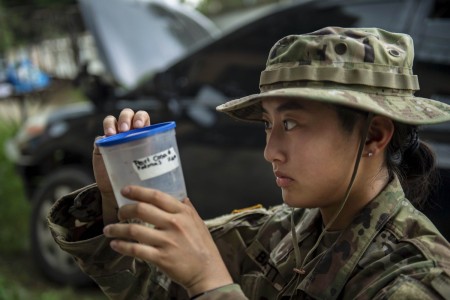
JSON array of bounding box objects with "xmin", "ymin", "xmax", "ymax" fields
[
  {"xmin": 271, "ymin": 177, "xmax": 405, "ymax": 299},
  {"xmin": 296, "ymin": 176, "xmax": 405, "ymax": 299}
]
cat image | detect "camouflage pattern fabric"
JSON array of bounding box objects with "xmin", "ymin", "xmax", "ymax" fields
[
  {"xmin": 48, "ymin": 176, "xmax": 450, "ymax": 299},
  {"xmin": 216, "ymin": 27, "xmax": 450, "ymax": 125}
]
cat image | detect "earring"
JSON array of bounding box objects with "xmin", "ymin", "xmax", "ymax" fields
[{"xmin": 368, "ymin": 152, "xmax": 373, "ymax": 157}]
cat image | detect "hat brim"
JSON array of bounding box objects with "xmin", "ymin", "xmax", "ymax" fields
[{"xmin": 216, "ymin": 87, "xmax": 450, "ymax": 125}]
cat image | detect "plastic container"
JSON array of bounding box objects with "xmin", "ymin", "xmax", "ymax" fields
[{"xmin": 95, "ymin": 121, "xmax": 186, "ymax": 207}]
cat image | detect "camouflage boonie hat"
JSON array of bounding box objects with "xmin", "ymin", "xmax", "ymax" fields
[{"xmin": 216, "ymin": 27, "xmax": 450, "ymax": 125}]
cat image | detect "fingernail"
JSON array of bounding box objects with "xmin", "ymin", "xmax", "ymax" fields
[
  {"xmin": 120, "ymin": 123, "xmax": 129, "ymax": 132},
  {"xmin": 121, "ymin": 186, "xmax": 131, "ymax": 195},
  {"xmin": 134, "ymin": 120, "xmax": 143, "ymax": 128},
  {"xmin": 105, "ymin": 127, "xmax": 115, "ymax": 136},
  {"xmin": 103, "ymin": 225, "xmax": 110, "ymax": 235},
  {"xmin": 110, "ymin": 240, "xmax": 118, "ymax": 251}
]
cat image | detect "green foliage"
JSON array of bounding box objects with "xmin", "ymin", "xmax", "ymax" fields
[
  {"xmin": 0, "ymin": 121, "xmax": 29, "ymax": 254},
  {"xmin": 0, "ymin": 1, "xmax": 83, "ymax": 52},
  {"xmin": 0, "ymin": 93, "xmax": 104, "ymax": 299},
  {"xmin": 1, "ymin": 0, "xmax": 76, "ymax": 7},
  {"xmin": 0, "ymin": 273, "xmax": 105, "ymax": 300},
  {"xmin": 0, "ymin": 274, "xmax": 30, "ymax": 300},
  {"xmin": 0, "ymin": 118, "xmax": 104, "ymax": 296}
]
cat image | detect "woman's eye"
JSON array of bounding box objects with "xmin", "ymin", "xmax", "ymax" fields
[
  {"xmin": 283, "ymin": 120, "xmax": 296, "ymax": 130},
  {"xmin": 263, "ymin": 120, "xmax": 272, "ymax": 130}
]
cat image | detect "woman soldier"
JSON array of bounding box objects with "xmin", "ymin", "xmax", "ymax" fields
[{"xmin": 49, "ymin": 27, "xmax": 450, "ymax": 299}]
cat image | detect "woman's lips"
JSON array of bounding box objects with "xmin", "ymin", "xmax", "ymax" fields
[{"xmin": 274, "ymin": 171, "xmax": 293, "ymax": 188}]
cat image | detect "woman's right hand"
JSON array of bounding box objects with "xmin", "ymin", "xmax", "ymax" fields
[{"xmin": 92, "ymin": 108, "xmax": 151, "ymax": 225}]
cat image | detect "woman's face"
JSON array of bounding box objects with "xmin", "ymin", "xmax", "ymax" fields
[{"xmin": 262, "ymin": 98, "xmax": 362, "ymax": 208}]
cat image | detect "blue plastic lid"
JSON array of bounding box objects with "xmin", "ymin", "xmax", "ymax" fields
[{"xmin": 95, "ymin": 121, "xmax": 176, "ymax": 147}]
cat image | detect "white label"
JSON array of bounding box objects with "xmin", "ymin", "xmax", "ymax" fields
[{"xmin": 132, "ymin": 147, "xmax": 180, "ymax": 180}]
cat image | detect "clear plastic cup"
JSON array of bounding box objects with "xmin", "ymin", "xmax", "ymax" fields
[{"xmin": 95, "ymin": 121, "xmax": 187, "ymax": 207}]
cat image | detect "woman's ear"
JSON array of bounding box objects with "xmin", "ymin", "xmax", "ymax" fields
[{"xmin": 365, "ymin": 116, "xmax": 394, "ymax": 157}]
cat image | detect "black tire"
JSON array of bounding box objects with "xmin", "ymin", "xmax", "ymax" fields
[{"xmin": 30, "ymin": 167, "xmax": 94, "ymax": 287}]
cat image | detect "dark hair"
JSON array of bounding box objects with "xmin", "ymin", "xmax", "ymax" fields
[
  {"xmin": 333, "ymin": 105, "xmax": 438, "ymax": 206},
  {"xmin": 385, "ymin": 123, "xmax": 438, "ymax": 207}
]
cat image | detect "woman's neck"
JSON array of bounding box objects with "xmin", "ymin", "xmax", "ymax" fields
[{"xmin": 320, "ymin": 168, "xmax": 390, "ymax": 231}]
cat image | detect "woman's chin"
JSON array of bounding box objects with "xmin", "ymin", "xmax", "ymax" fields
[
  {"xmin": 281, "ymin": 194, "xmax": 298, "ymax": 207},
  {"xmin": 281, "ymin": 191, "xmax": 315, "ymax": 208}
]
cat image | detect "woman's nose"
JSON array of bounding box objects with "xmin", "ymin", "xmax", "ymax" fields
[{"xmin": 264, "ymin": 130, "xmax": 285, "ymax": 163}]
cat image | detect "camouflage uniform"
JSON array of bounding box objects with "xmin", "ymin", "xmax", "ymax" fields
[
  {"xmin": 48, "ymin": 176, "xmax": 450, "ymax": 299},
  {"xmin": 48, "ymin": 27, "xmax": 450, "ymax": 299}
]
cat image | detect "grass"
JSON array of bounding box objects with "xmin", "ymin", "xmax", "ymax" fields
[
  {"xmin": 0, "ymin": 121, "xmax": 29, "ymax": 254},
  {"xmin": 0, "ymin": 104, "xmax": 104, "ymax": 300},
  {"xmin": 0, "ymin": 273, "xmax": 102, "ymax": 300},
  {"xmin": 0, "ymin": 82, "xmax": 90, "ymax": 253}
]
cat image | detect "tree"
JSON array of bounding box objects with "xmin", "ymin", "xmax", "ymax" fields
[{"xmin": 0, "ymin": 0, "xmax": 82, "ymax": 54}]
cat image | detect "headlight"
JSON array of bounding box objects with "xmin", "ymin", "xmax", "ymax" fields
[{"xmin": 16, "ymin": 114, "xmax": 48, "ymax": 142}]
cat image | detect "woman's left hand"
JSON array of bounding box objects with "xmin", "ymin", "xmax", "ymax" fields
[{"xmin": 103, "ymin": 185, "xmax": 233, "ymax": 297}]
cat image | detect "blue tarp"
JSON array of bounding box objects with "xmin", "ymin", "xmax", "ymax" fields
[{"xmin": 6, "ymin": 58, "xmax": 50, "ymax": 94}]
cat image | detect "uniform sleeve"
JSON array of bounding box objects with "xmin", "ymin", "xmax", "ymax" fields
[
  {"xmin": 372, "ymin": 272, "xmax": 450, "ymax": 300},
  {"xmin": 191, "ymin": 284, "xmax": 248, "ymax": 299},
  {"xmin": 47, "ymin": 185, "xmax": 188, "ymax": 300},
  {"xmin": 48, "ymin": 185, "xmax": 279, "ymax": 299}
]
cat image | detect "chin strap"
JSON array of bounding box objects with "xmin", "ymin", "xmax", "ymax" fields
[{"xmin": 289, "ymin": 112, "xmax": 374, "ymax": 291}]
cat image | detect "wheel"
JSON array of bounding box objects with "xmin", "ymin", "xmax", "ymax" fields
[{"xmin": 30, "ymin": 167, "xmax": 94, "ymax": 286}]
